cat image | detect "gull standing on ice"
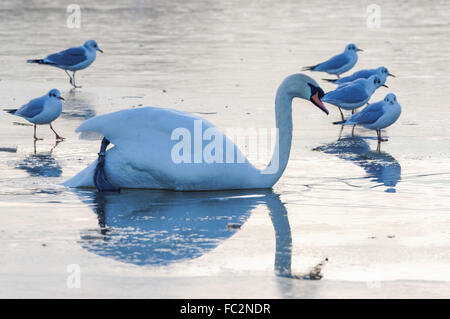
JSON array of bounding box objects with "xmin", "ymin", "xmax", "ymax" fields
[
  {"xmin": 27, "ymin": 40, "xmax": 103, "ymax": 88},
  {"xmin": 3, "ymin": 89, "xmax": 65, "ymax": 141},
  {"xmin": 324, "ymin": 66, "xmax": 395, "ymax": 85},
  {"xmin": 303, "ymin": 44, "xmax": 363, "ymax": 78},
  {"xmin": 341, "ymin": 93, "xmax": 401, "ymax": 143},
  {"xmin": 322, "ymin": 75, "xmax": 388, "ymax": 121}
]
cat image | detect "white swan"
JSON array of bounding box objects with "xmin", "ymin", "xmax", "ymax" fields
[{"xmin": 64, "ymin": 73, "xmax": 328, "ymax": 191}]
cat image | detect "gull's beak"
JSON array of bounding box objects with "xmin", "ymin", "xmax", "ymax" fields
[
  {"xmin": 97, "ymin": 48, "xmax": 104, "ymax": 53},
  {"xmin": 357, "ymin": 49, "xmax": 364, "ymax": 52},
  {"xmin": 59, "ymin": 97, "xmax": 65, "ymax": 101},
  {"xmin": 388, "ymin": 73, "xmax": 396, "ymax": 77},
  {"xmin": 310, "ymin": 92, "xmax": 329, "ymax": 115},
  {"xmin": 382, "ymin": 84, "xmax": 389, "ymax": 88}
]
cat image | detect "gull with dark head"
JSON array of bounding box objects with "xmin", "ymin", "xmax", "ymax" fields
[
  {"xmin": 4, "ymin": 89, "xmax": 65, "ymax": 141},
  {"xmin": 27, "ymin": 40, "xmax": 103, "ymax": 88},
  {"xmin": 323, "ymin": 75, "xmax": 388, "ymax": 121},
  {"xmin": 341, "ymin": 93, "xmax": 402, "ymax": 143},
  {"xmin": 323, "ymin": 66, "xmax": 395, "ymax": 85},
  {"xmin": 303, "ymin": 43, "xmax": 363, "ymax": 78}
]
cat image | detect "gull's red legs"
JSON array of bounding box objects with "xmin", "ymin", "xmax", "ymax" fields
[
  {"xmin": 50, "ymin": 124, "xmax": 64, "ymax": 140},
  {"xmin": 377, "ymin": 129, "xmax": 388, "ymax": 142},
  {"xmin": 34, "ymin": 124, "xmax": 43, "ymax": 141}
]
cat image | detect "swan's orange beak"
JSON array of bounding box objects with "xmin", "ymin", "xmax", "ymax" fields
[{"xmin": 311, "ymin": 92, "xmax": 329, "ymax": 115}]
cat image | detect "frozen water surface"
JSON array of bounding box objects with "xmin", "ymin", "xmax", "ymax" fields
[{"xmin": 0, "ymin": 0, "xmax": 450, "ymax": 298}]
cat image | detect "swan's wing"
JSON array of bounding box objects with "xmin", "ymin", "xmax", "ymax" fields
[
  {"xmin": 45, "ymin": 46, "xmax": 87, "ymax": 67},
  {"xmin": 323, "ymin": 83, "xmax": 369, "ymax": 104},
  {"xmin": 71, "ymin": 107, "xmax": 261, "ymax": 190},
  {"xmin": 75, "ymin": 106, "xmax": 216, "ymax": 145}
]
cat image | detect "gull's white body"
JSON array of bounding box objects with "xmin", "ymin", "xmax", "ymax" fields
[
  {"xmin": 327, "ymin": 66, "xmax": 392, "ymax": 85},
  {"xmin": 318, "ymin": 52, "xmax": 358, "ymax": 76},
  {"xmin": 36, "ymin": 41, "xmax": 99, "ymax": 72},
  {"xmin": 10, "ymin": 93, "xmax": 62, "ymax": 125},
  {"xmin": 305, "ymin": 44, "xmax": 362, "ymax": 77},
  {"xmin": 323, "ymin": 75, "xmax": 384, "ymax": 110},
  {"xmin": 62, "ymin": 48, "xmax": 97, "ymax": 72},
  {"xmin": 344, "ymin": 93, "xmax": 401, "ymax": 130},
  {"xmin": 64, "ymin": 74, "xmax": 322, "ymax": 191}
]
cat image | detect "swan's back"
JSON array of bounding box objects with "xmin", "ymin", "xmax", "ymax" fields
[{"xmin": 69, "ymin": 107, "xmax": 263, "ymax": 190}]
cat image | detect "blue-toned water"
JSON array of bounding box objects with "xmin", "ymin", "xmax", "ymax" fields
[{"xmin": 0, "ymin": 0, "xmax": 449, "ymax": 298}]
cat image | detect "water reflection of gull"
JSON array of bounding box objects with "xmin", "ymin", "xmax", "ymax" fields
[
  {"xmin": 60, "ymin": 90, "xmax": 96, "ymax": 120},
  {"xmin": 77, "ymin": 190, "xmax": 325, "ymax": 278},
  {"xmin": 15, "ymin": 142, "xmax": 62, "ymax": 177},
  {"xmin": 315, "ymin": 137, "xmax": 401, "ymax": 192}
]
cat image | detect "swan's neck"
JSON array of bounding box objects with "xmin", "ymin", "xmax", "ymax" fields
[{"xmin": 259, "ymin": 86, "xmax": 293, "ymax": 186}]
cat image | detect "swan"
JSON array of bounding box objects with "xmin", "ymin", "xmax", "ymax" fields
[{"xmin": 64, "ymin": 73, "xmax": 328, "ymax": 191}]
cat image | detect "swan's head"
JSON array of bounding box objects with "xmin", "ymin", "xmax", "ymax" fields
[
  {"xmin": 282, "ymin": 74, "xmax": 329, "ymax": 115},
  {"xmin": 377, "ymin": 66, "xmax": 395, "ymax": 78},
  {"xmin": 345, "ymin": 43, "xmax": 363, "ymax": 53},
  {"xmin": 84, "ymin": 40, "xmax": 103, "ymax": 53},
  {"xmin": 47, "ymin": 88, "xmax": 64, "ymax": 100}
]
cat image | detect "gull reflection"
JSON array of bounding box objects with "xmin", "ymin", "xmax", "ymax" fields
[
  {"xmin": 60, "ymin": 90, "xmax": 96, "ymax": 120},
  {"xmin": 315, "ymin": 137, "xmax": 401, "ymax": 192},
  {"xmin": 77, "ymin": 189, "xmax": 325, "ymax": 279},
  {"xmin": 15, "ymin": 141, "xmax": 62, "ymax": 177}
]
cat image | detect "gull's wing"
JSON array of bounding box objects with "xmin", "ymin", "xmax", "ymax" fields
[
  {"xmin": 345, "ymin": 101, "xmax": 385, "ymax": 125},
  {"xmin": 323, "ymin": 83, "xmax": 369, "ymax": 104},
  {"xmin": 339, "ymin": 69, "xmax": 375, "ymax": 83},
  {"xmin": 44, "ymin": 46, "xmax": 87, "ymax": 67},
  {"xmin": 15, "ymin": 96, "xmax": 45, "ymax": 119},
  {"xmin": 313, "ymin": 53, "xmax": 350, "ymax": 71}
]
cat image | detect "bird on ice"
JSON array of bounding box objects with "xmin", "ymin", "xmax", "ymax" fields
[
  {"xmin": 303, "ymin": 43, "xmax": 363, "ymax": 78},
  {"xmin": 3, "ymin": 89, "xmax": 65, "ymax": 141},
  {"xmin": 27, "ymin": 40, "xmax": 103, "ymax": 88},
  {"xmin": 340, "ymin": 93, "xmax": 401, "ymax": 143},
  {"xmin": 322, "ymin": 75, "xmax": 388, "ymax": 121},
  {"xmin": 324, "ymin": 66, "xmax": 395, "ymax": 85}
]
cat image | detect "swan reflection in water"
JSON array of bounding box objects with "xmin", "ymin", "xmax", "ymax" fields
[
  {"xmin": 315, "ymin": 137, "xmax": 401, "ymax": 192},
  {"xmin": 15, "ymin": 141, "xmax": 62, "ymax": 177},
  {"xmin": 77, "ymin": 189, "xmax": 325, "ymax": 279}
]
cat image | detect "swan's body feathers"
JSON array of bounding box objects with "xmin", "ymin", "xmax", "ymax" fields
[{"xmin": 67, "ymin": 107, "xmax": 264, "ymax": 190}]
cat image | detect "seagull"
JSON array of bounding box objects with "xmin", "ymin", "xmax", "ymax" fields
[
  {"xmin": 27, "ymin": 40, "xmax": 103, "ymax": 88},
  {"xmin": 340, "ymin": 93, "xmax": 401, "ymax": 143},
  {"xmin": 303, "ymin": 44, "xmax": 363, "ymax": 78},
  {"xmin": 324, "ymin": 66, "xmax": 395, "ymax": 85},
  {"xmin": 3, "ymin": 89, "xmax": 65, "ymax": 141},
  {"xmin": 322, "ymin": 75, "xmax": 388, "ymax": 121}
]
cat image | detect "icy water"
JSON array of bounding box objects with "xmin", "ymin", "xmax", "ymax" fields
[{"xmin": 1, "ymin": 0, "xmax": 450, "ymax": 298}]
